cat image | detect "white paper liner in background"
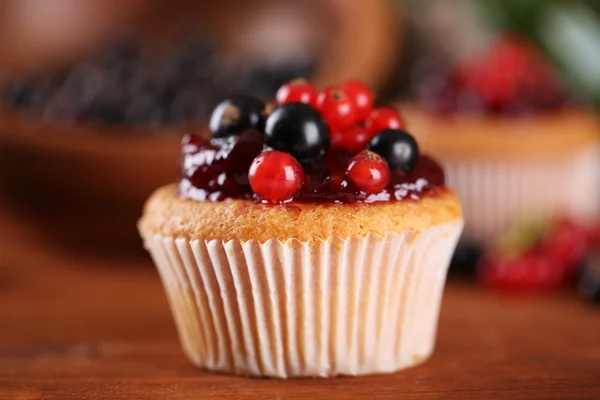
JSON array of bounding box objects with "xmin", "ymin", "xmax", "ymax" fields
[
  {"xmin": 443, "ymin": 145, "xmax": 600, "ymax": 245},
  {"xmin": 141, "ymin": 220, "xmax": 463, "ymax": 378}
]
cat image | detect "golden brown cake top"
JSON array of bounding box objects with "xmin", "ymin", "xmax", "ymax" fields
[
  {"xmin": 140, "ymin": 184, "xmax": 462, "ymax": 244},
  {"xmin": 403, "ymin": 105, "xmax": 599, "ymax": 158}
]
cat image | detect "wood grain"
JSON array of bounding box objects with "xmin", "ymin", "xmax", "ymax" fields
[{"xmin": 1, "ymin": 207, "xmax": 599, "ymax": 400}]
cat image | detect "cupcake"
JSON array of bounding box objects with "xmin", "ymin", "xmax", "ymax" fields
[
  {"xmin": 406, "ymin": 36, "xmax": 600, "ymax": 246},
  {"xmin": 139, "ymin": 80, "xmax": 463, "ymax": 378}
]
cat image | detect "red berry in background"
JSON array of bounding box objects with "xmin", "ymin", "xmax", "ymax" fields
[
  {"xmin": 341, "ymin": 80, "xmax": 374, "ymax": 121},
  {"xmin": 249, "ymin": 151, "xmax": 304, "ymax": 203},
  {"xmin": 346, "ymin": 150, "xmax": 390, "ymax": 194},
  {"xmin": 337, "ymin": 125, "xmax": 370, "ymax": 153},
  {"xmin": 478, "ymin": 250, "xmax": 564, "ymax": 291},
  {"xmin": 364, "ymin": 107, "xmax": 405, "ymax": 138},
  {"xmin": 541, "ymin": 218, "xmax": 589, "ymax": 276},
  {"xmin": 587, "ymin": 222, "xmax": 600, "ymax": 248},
  {"xmin": 275, "ymin": 78, "xmax": 318, "ymax": 106},
  {"xmin": 316, "ymin": 86, "xmax": 356, "ymax": 133}
]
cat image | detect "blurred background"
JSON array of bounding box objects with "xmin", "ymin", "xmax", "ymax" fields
[{"xmin": 0, "ymin": 0, "xmax": 599, "ymax": 298}]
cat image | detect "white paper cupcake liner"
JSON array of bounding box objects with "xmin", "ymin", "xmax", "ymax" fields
[
  {"xmin": 141, "ymin": 220, "xmax": 463, "ymax": 378},
  {"xmin": 443, "ymin": 145, "xmax": 600, "ymax": 245}
]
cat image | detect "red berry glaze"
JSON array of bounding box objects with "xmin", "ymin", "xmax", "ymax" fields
[
  {"xmin": 341, "ymin": 80, "xmax": 374, "ymax": 121},
  {"xmin": 337, "ymin": 125, "xmax": 370, "ymax": 153},
  {"xmin": 249, "ymin": 151, "xmax": 305, "ymax": 203},
  {"xmin": 346, "ymin": 150, "xmax": 390, "ymax": 194},
  {"xmin": 478, "ymin": 250, "xmax": 564, "ymax": 291},
  {"xmin": 364, "ymin": 107, "xmax": 405, "ymax": 137},
  {"xmin": 276, "ymin": 78, "xmax": 318, "ymax": 106},
  {"xmin": 316, "ymin": 86, "xmax": 356, "ymax": 133}
]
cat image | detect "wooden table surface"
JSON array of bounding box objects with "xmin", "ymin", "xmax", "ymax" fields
[{"xmin": 1, "ymin": 207, "xmax": 599, "ymax": 400}]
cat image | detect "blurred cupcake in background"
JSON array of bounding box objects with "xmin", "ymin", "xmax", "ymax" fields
[{"xmin": 403, "ymin": 35, "xmax": 600, "ymax": 247}]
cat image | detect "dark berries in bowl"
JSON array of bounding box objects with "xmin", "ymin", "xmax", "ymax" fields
[
  {"xmin": 209, "ymin": 95, "xmax": 264, "ymax": 138},
  {"xmin": 263, "ymin": 102, "xmax": 330, "ymax": 161},
  {"xmin": 367, "ymin": 129, "xmax": 419, "ymax": 171},
  {"xmin": 249, "ymin": 151, "xmax": 305, "ymax": 203},
  {"xmin": 0, "ymin": 35, "xmax": 315, "ymax": 129}
]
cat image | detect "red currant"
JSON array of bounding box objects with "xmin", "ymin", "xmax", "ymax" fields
[
  {"xmin": 587, "ymin": 221, "xmax": 600, "ymax": 248},
  {"xmin": 249, "ymin": 151, "xmax": 304, "ymax": 203},
  {"xmin": 364, "ymin": 107, "xmax": 405, "ymax": 137},
  {"xmin": 330, "ymin": 130, "xmax": 343, "ymax": 148},
  {"xmin": 346, "ymin": 150, "xmax": 390, "ymax": 194},
  {"xmin": 275, "ymin": 78, "xmax": 318, "ymax": 106},
  {"xmin": 478, "ymin": 250, "xmax": 564, "ymax": 291},
  {"xmin": 316, "ymin": 86, "xmax": 356, "ymax": 133},
  {"xmin": 541, "ymin": 218, "xmax": 589, "ymax": 276},
  {"xmin": 337, "ymin": 125, "xmax": 370, "ymax": 153},
  {"xmin": 341, "ymin": 80, "xmax": 374, "ymax": 122}
]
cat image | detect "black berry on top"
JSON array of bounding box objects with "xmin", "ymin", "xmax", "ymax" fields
[
  {"xmin": 263, "ymin": 102, "xmax": 330, "ymax": 161},
  {"xmin": 209, "ymin": 95, "xmax": 264, "ymax": 138},
  {"xmin": 367, "ymin": 129, "xmax": 419, "ymax": 171}
]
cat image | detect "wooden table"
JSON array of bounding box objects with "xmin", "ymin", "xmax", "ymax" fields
[{"xmin": 1, "ymin": 208, "xmax": 599, "ymax": 400}]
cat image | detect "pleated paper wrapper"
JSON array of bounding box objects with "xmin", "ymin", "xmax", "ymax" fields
[
  {"xmin": 443, "ymin": 145, "xmax": 600, "ymax": 245},
  {"xmin": 140, "ymin": 220, "xmax": 463, "ymax": 378}
]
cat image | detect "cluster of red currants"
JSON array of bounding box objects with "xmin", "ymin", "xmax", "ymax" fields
[
  {"xmin": 276, "ymin": 79, "xmax": 405, "ymax": 152},
  {"xmin": 244, "ymin": 79, "xmax": 417, "ymax": 203},
  {"xmin": 478, "ymin": 218, "xmax": 600, "ymax": 294}
]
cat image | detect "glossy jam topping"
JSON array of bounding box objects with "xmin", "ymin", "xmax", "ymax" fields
[{"xmin": 178, "ymin": 130, "xmax": 445, "ymax": 204}]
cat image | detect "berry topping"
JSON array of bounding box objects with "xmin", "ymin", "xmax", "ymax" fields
[
  {"xmin": 337, "ymin": 125, "xmax": 370, "ymax": 153},
  {"xmin": 341, "ymin": 80, "xmax": 374, "ymax": 121},
  {"xmin": 180, "ymin": 130, "xmax": 264, "ymax": 201},
  {"xmin": 541, "ymin": 218, "xmax": 589, "ymax": 277},
  {"xmin": 209, "ymin": 95, "xmax": 265, "ymax": 138},
  {"xmin": 478, "ymin": 250, "xmax": 563, "ymax": 291},
  {"xmin": 276, "ymin": 78, "xmax": 318, "ymax": 107},
  {"xmin": 179, "ymin": 79, "xmax": 445, "ymax": 204},
  {"xmin": 316, "ymin": 86, "xmax": 356, "ymax": 132},
  {"xmin": 263, "ymin": 102, "xmax": 330, "ymax": 161},
  {"xmin": 346, "ymin": 150, "xmax": 390, "ymax": 194},
  {"xmin": 249, "ymin": 151, "xmax": 305, "ymax": 203},
  {"xmin": 364, "ymin": 107, "xmax": 405, "ymax": 138},
  {"xmin": 367, "ymin": 129, "xmax": 419, "ymax": 171},
  {"xmin": 414, "ymin": 36, "xmax": 571, "ymax": 115}
]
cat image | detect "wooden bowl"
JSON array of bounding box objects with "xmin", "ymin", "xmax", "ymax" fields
[
  {"xmin": 0, "ymin": 114, "xmax": 199, "ymax": 250},
  {"xmin": 0, "ymin": 0, "xmax": 401, "ymax": 250}
]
